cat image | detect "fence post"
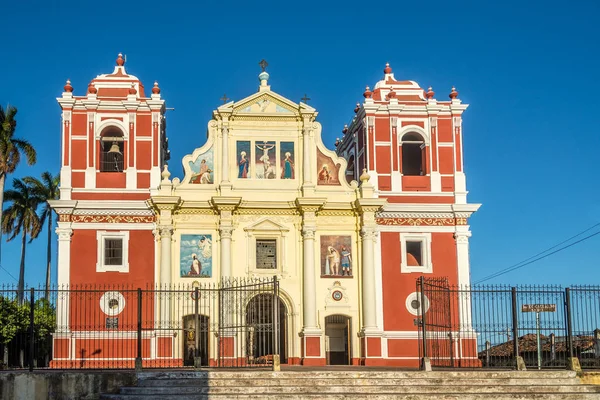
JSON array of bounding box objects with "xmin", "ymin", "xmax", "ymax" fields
[
  {"xmin": 564, "ymin": 287, "xmax": 580, "ymax": 372},
  {"xmin": 135, "ymin": 288, "xmax": 142, "ymax": 371},
  {"xmin": 272, "ymin": 275, "xmax": 280, "ymax": 371},
  {"xmin": 29, "ymin": 288, "xmax": 35, "ymax": 372},
  {"xmin": 194, "ymin": 287, "xmax": 200, "ymax": 368},
  {"xmin": 419, "ymin": 276, "xmax": 430, "ymax": 370},
  {"xmin": 511, "ymin": 287, "xmax": 525, "ymax": 370}
]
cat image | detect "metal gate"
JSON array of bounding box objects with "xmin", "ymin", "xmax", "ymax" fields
[
  {"xmin": 417, "ymin": 276, "xmax": 454, "ymax": 367},
  {"xmin": 34, "ymin": 276, "xmax": 282, "ymax": 369}
]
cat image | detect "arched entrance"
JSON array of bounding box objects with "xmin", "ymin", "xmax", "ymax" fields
[
  {"xmin": 245, "ymin": 294, "xmax": 287, "ymax": 364},
  {"xmin": 182, "ymin": 314, "xmax": 209, "ymax": 366},
  {"xmin": 325, "ymin": 315, "xmax": 351, "ymax": 365}
]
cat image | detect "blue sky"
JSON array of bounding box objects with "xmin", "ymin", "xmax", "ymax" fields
[{"xmin": 1, "ymin": 0, "xmax": 599, "ymax": 287}]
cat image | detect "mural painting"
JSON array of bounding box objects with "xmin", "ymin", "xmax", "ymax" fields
[
  {"xmin": 280, "ymin": 142, "xmax": 295, "ymax": 179},
  {"xmin": 237, "ymin": 141, "xmax": 251, "ymax": 179},
  {"xmin": 180, "ymin": 234, "xmax": 213, "ymax": 278},
  {"xmin": 189, "ymin": 146, "xmax": 214, "ymax": 184},
  {"xmin": 320, "ymin": 235, "xmax": 352, "ymax": 278},
  {"xmin": 317, "ymin": 148, "xmax": 341, "ymax": 186},
  {"xmin": 255, "ymin": 141, "xmax": 277, "ymax": 179}
]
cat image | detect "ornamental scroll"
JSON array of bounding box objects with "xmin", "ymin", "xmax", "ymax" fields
[
  {"xmin": 62, "ymin": 215, "xmax": 157, "ymax": 223},
  {"xmin": 376, "ymin": 217, "xmax": 467, "ymax": 226}
]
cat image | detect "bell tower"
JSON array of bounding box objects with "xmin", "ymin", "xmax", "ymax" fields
[{"xmin": 57, "ymin": 53, "xmax": 168, "ymax": 200}]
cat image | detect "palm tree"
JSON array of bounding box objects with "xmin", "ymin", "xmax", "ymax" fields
[
  {"xmin": 24, "ymin": 172, "xmax": 59, "ymax": 300},
  {"xmin": 0, "ymin": 105, "xmax": 37, "ymax": 257},
  {"xmin": 2, "ymin": 178, "xmax": 42, "ymax": 303}
]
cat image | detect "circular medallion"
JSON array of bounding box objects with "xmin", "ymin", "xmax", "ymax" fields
[
  {"xmin": 99, "ymin": 291, "xmax": 126, "ymax": 316},
  {"xmin": 332, "ymin": 290, "xmax": 343, "ymax": 301},
  {"xmin": 405, "ymin": 292, "xmax": 430, "ymax": 316}
]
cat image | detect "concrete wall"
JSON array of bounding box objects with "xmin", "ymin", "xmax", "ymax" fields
[{"xmin": 0, "ymin": 371, "xmax": 136, "ymax": 400}]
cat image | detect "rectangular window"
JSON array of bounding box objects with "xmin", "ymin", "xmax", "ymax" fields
[
  {"xmin": 256, "ymin": 239, "xmax": 277, "ymax": 269},
  {"xmin": 104, "ymin": 239, "xmax": 123, "ymax": 266},
  {"xmin": 97, "ymin": 231, "xmax": 129, "ymax": 273},
  {"xmin": 400, "ymin": 233, "xmax": 432, "ymax": 274}
]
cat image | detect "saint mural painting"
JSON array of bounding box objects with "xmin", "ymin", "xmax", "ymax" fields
[
  {"xmin": 280, "ymin": 141, "xmax": 295, "ymax": 179},
  {"xmin": 189, "ymin": 146, "xmax": 214, "ymax": 184},
  {"xmin": 320, "ymin": 235, "xmax": 353, "ymax": 278},
  {"xmin": 317, "ymin": 148, "xmax": 340, "ymax": 186},
  {"xmin": 237, "ymin": 141, "xmax": 251, "ymax": 178},
  {"xmin": 180, "ymin": 234, "xmax": 213, "ymax": 277}
]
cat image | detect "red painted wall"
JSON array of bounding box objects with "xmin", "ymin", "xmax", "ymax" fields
[
  {"xmin": 380, "ymin": 231, "xmax": 458, "ymax": 332},
  {"xmin": 70, "ymin": 229, "xmax": 155, "ymax": 287}
]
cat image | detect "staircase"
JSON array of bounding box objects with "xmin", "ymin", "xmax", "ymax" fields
[{"xmin": 100, "ymin": 369, "xmax": 600, "ymax": 399}]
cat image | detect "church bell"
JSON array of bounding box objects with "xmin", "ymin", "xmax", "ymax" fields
[{"xmin": 108, "ymin": 142, "xmax": 122, "ymax": 155}]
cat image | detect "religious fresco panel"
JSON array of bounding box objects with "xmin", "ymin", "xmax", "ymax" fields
[
  {"xmin": 236, "ymin": 141, "xmax": 251, "ymax": 179},
  {"xmin": 180, "ymin": 234, "xmax": 213, "ymax": 278},
  {"xmin": 255, "ymin": 141, "xmax": 277, "ymax": 179},
  {"xmin": 317, "ymin": 148, "xmax": 341, "ymax": 186},
  {"xmin": 280, "ymin": 141, "xmax": 295, "ymax": 179},
  {"xmin": 189, "ymin": 146, "xmax": 214, "ymax": 184},
  {"xmin": 320, "ymin": 235, "xmax": 353, "ymax": 278}
]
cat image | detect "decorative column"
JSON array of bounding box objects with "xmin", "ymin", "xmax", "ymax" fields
[
  {"xmin": 221, "ymin": 120, "xmax": 230, "ymax": 183},
  {"xmin": 360, "ymin": 227, "xmax": 378, "ymax": 330},
  {"xmin": 55, "ymin": 226, "xmax": 73, "ymax": 328},
  {"xmin": 211, "ymin": 197, "xmax": 241, "ymax": 279},
  {"xmin": 159, "ymin": 226, "xmax": 173, "ymax": 286},
  {"xmin": 297, "ymin": 198, "xmax": 326, "ymax": 365},
  {"xmin": 219, "ymin": 116, "xmax": 233, "ymax": 195},
  {"xmin": 301, "ymin": 116, "xmax": 315, "ymax": 196},
  {"xmin": 219, "ymin": 226, "xmax": 233, "ymax": 278},
  {"xmin": 356, "ymin": 170, "xmax": 386, "ymax": 365}
]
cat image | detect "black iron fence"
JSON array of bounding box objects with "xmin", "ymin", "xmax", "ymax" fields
[
  {"xmin": 417, "ymin": 277, "xmax": 600, "ymax": 370},
  {"xmin": 0, "ymin": 277, "xmax": 281, "ymax": 370}
]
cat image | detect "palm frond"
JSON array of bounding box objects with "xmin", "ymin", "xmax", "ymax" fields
[{"xmin": 12, "ymin": 139, "xmax": 36, "ymax": 166}]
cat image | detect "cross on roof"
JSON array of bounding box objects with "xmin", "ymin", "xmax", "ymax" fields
[
  {"xmin": 301, "ymin": 94, "xmax": 311, "ymax": 103},
  {"xmin": 220, "ymin": 94, "xmax": 230, "ymax": 104},
  {"xmin": 259, "ymin": 59, "xmax": 268, "ymax": 72}
]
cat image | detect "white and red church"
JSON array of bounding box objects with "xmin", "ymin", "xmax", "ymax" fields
[{"xmin": 49, "ymin": 55, "xmax": 479, "ymax": 368}]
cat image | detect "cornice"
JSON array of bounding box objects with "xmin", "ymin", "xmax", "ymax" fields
[
  {"xmin": 355, "ymin": 198, "xmax": 387, "ymax": 213},
  {"xmin": 210, "ymin": 196, "xmax": 242, "ymax": 212},
  {"xmin": 149, "ymin": 196, "xmax": 181, "ymax": 211},
  {"xmin": 296, "ymin": 197, "xmax": 327, "ymax": 212}
]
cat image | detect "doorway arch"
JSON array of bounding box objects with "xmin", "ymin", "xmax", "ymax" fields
[
  {"xmin": 245, "ymin": 294, "xmax": 288, "ymax": 364},
  {"xmin": 182, "ymin": 314, "xmax": 209, "ymax": 366},
  {"xmin": 325, "ymin": 314, "xmax": 351, "ymax": 365}
]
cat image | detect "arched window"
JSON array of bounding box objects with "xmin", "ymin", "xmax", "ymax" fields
[
  {"xmin": 100, "ymin": 128, "xmax": 124, "ymax": 172},
  {"xmin": 401, "ymin": 132, "xmax": 426, "ymax": 176}
]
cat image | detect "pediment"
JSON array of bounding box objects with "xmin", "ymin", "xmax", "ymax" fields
[
  {"xmin": 243, "ymin": 217, "xmax": 290, "ymax": 232},
  {"xmin": 222, "ymin": 90, "xmax": 314, "ymax": 117}
]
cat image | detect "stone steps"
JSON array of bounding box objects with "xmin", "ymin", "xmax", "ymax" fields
[
  {"xmin": 119, "ymin": 384, "xmax": 600, "ymax": 394},
  {"xmin": 100, "ymin": 370, "xmax": 600, "ymax": 400},
  {"xmin": 137, "ymin": 370, "xmax": 579, "ymax": 379},
  {"xmin": 101, "ymin": 394, "xmax": 600, "ymax": 400},
  {"xmin": 136, "ymin": 377, "xmax": 582, "ymax": 387}
]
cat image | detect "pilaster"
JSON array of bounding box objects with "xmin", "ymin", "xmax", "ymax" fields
[
  {"xmin": 211, "ymin": 196, "xmax": 242, "ymax": 278},
  {"xmin": 296, "ymin": 197, "xmax": 326, "ymax": 365}
]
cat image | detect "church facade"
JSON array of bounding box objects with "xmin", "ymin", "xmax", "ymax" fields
[{"xmin": 50, "ymin": 55, "xmax": 479, "ymax": 368}]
